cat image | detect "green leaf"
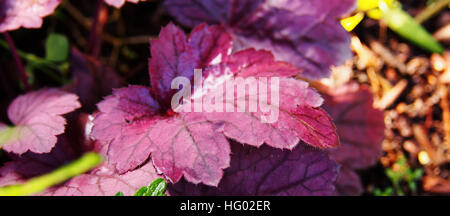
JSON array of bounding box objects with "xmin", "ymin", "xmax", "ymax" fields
[
  {"xmin": 45, "ymin": 33, "xmax": 70, "ymax": 62},
  {"xmin": 115, "ymin": 192, "xmax": 124, "ymax": 196},
  {"xmin": 412, "ymin": 169, "xmax": 424, "ymax": 180},
  {"xmin": 147, "ymin": 178, "xmax": 167, "ymax": 196},
  {"xmin": 379, "ymin": 1, "xmax": 444, "ymax": 53},
  {"xmin": 133, "ymin": 178, "xmax": 167, "ymax": 196},
  {"xmin": 133, "ymin": 186, "xmax": 149, "ymax": 196},
  {"xmin": 374, "ymin": 187, "xmax": 394, "ymax": 196},
  {"xmin": 408, "ymin": 181, "xmax": 417, "ymax": 192}
]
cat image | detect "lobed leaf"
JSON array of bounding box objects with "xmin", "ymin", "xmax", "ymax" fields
[
  {"xmin": 323, "ymin": 83, "xmax": 384, "ymax": 169},
  {"xmin": 1, "ymin": 89, "xmax": 81, "ymax": 154},
  {"xmin": 322, "ymin": 83, "xmax": 385, "ymax": 195},
  {"xmin": 149, "ymin": 23, "xmax": 232, "ymax": 108},
  {"xmin": 92, "ymin": 23, "xmax": 338, "ymax": 186}
]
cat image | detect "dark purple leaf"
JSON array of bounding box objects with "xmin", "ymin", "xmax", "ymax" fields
[
  {"xmin": 165, "ymin": 0, "xmax": 355, "ymax": 79},
  {"xmin": 165, "ymin": 0, "xmax": 264, "ymax": 27},
  {"xmin": 333, "ymin": 166, "xmax": 363, "ymax": 196},
  {"xmin": 168, "ymin": 142, "xmax": 339, "ymax": 195},
  {"xmin": 322, "ymin": 83, "xmax": 385, "ymax": 196},
  {"xmin": 323, "ymin": 83, "xmax": 384, "ymax": 169},
  {"xmin": 65, "ymin": 48, "xmax": 124, "ymax": 112}
]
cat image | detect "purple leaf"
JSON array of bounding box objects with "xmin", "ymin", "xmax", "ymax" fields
[
  {"xmin": 93, "ymin": 87, "xmax": 231, "ymax": 186},
  {"xmin": 201, "ymin": 76, "xmax": 337, "ymax": 149},
  {"xmin": 1, "ymin": 89, "xmax": 81, "ymax": 154},
  {"xmin": 91, "ymin": 86, "xmax": 161, "ymax": 174},
  {"xmin": 0, "ymin": 0, "xmax": 61, "ymax": 32},
  {"xmin": 165, "ymin": 0, "xmax": 355, "ymax": 79},
  {"xmin": 149, "ymin": 23, "xmax": 232, "ymax": 108},
  {"xmin": 323, "ymin": 83, "xmax": 384, "ymax": 169},
  {"xmin": 92, "ymin": 23, "xmax": 338, "ymax": 186},
  {"xmin": 322, "ymin": 83, "xmax": 385, "ymax": 196},
  {"xmin": 165, "ymin": 0, "xmax": 264, "ymax": 27},
  {"xmin": 168, "ymin": 142, "xmax": 339, "ymax": 195},
  {"xmin": 333, "ymin": 166, "xmax": 363, "ymax": 196}
]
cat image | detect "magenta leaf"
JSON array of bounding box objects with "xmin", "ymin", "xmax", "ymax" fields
[
  {"xmin": 168, "ymin": 142, "xmax": 339, "ymax": 195},
  {"xmin": 149, "ymin": 23, "xmax": 232, "ymax": 108},
  {"xmin": 0, "ymin": 0, "xmax": 61, "ymax": 32},
  {"xmin": 92, "ymin": 23, "xmax": 338, "ymax": 186},
  {"xmin": 201, "ymin": 76, "xmax": 337, "ymax": 149},
  {"xmin": 322, "ymin": 83, "xmax": 385, "ymax": 195},
  {"xmin": 323, "ymin": 83, "xmax": 384, "ymax": 169},
  {"xmin": 93, "ymin": 86, "xmax": 231, "ymax": 185},
  {"xmin": 1, "ymin": 89, "xmax": 81, "ymax": 154},
  {"xmin": 165, "ymin": 0, "xmax": 355, "ymax": 79}
]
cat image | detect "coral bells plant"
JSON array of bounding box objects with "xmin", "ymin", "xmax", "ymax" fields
[
  {"xmin": 91, "ymin": 23, "xmax": 338, "ymax": 186},
  {"xmin": 0, "ymin": 0, "xmax": 390, "ymax": 196}
]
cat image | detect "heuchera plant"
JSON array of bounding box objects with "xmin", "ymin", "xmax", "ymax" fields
[{"xmin": 0, "ymin": 0, "xmax": 387, "ymax": 196}]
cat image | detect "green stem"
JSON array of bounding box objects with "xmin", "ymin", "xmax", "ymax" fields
[
  {"xmin": 415, "ymin": 0, "xmax": 450, "ymax": 23},
  {"xmin": 0, "ymin": 152, "xmax": 103, "ymax": 196},
  {"xmin": 0, "ymin": 39, "xmax": 66, "ymax": 83}
]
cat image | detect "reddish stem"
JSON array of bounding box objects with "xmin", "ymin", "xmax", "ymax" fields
[
  {"xmin": 88, "ymin": 0, "xmax": 108, "ymax": 57},
  {"xmin": 3, "ymin": 32, "xmax": 30, "ymax": 91}
]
